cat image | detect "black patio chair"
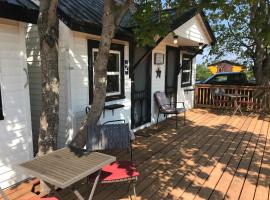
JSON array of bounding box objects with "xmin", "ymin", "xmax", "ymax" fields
[
  {"xmin": 154, "ymin": 91, "xmax": 186, "ymax": 128},
  {"xmin": 85, "ymin": 106, "xmax": 139, "ymax": 199}
]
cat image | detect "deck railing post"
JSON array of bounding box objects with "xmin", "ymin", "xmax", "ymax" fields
[{"xmin": 194, "ymin": 84, "xmax": 269, "ymax": 114}]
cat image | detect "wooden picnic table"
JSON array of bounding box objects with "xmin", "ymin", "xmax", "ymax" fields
[{"xmin": 19, "ymin": 147, "xmax": 116, "ymax": 200}]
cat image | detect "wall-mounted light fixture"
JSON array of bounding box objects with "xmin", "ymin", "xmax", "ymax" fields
[
  {"xmin": 173, "ymin": 35, "xmax": 178, "ymax": 44},
  {"xmin": 199, "ymin": 43, "xmax": 203, "ymax": 49}
]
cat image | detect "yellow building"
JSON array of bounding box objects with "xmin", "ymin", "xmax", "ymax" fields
[{"xmin": 208, "ymin": 60, "xmax": 246, "ymax": 74}]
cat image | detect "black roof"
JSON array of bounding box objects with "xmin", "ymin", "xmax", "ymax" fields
[
  {"xmin": 0, "ymin": 0, "xmax": 38, "ymax": 23},
  {"xmin": 0, "ymin": 0, "xmax": 215, "ymax": 44},
  {"xmin": 57, "ymin": 0, "xmax": 134, "ymax": 39},
  {"xmin": 57, "ymin": 1, "xmax": 215, "ymax": 43}
]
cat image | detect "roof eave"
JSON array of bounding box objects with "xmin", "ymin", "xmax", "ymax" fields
[
  {"xmin": 57, "ymin": 8, "xmax": 134, "ymax": 42},
  {"xmin": 0, "ymin": 2, "xmax": 38, "ymax": 24},
  {"xmin": 199, "ymin": 10, "xmax": 216, "ymax": 45}
]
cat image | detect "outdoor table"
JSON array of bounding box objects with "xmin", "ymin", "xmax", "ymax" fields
[
  {"xmin": 19, "ymin": 147, "xmax": 116, "ymax": 200},
  {"xmin": 223, "ymin": 93, "xmax": 249, "ymax": 115}
]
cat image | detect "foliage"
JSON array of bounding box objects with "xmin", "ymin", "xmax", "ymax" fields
[
  {"xmin": 200, "ymin": 0, "xmax": 270, "ymax": 84},
  {"xmin": 134, "ymin": 0, "xmax": 270, "ymax": 84},
  {"xmin": 196, "ymin": 64, "xmax": 211, "ymax": 81},
  {"xmin": 246, "ymin": 68, "xmax": 255, "ymax": 81},
  {"xmin": 132, "ymin": 1, "xmax": 171, "ymax": 46},
  {"xmin": 132, "ymin": 0, "xmax": 195, "ymax": 46}
]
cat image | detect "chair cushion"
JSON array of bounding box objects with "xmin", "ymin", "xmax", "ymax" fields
[
  {"xmin": 89, "ymin": 161, "xmax": 139, "ymax": 182},
  {"xmin": 155, "ymin": 91, "xmax": 170, "ymax": 106}
]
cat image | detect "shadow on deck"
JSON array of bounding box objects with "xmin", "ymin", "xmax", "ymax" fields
[{"xmin": 2, "ymin": 109, "xmax": 270, "ymax": 200}]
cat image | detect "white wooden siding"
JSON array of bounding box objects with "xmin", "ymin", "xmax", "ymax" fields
[
  {"xmin": 26, "ymin": 24, "xmax": 41, "ymax": 153},
  {"xmin": 0, "ymin": 20, "xmax": 33, "ymax": 189},
  {"xmin": 174, "ymin": 14, "xmax": 212, "ymax": 45},
  {"xmin": 134, "ymin": 30, "xmax": 199, "ymax": 131},
  {"xmin": 26, "ymin": 21, "xmax": 69, "ymax": 151},
  {"xmin": 64, "ymin": 32, "xmax": 131, "ymax": 147}
]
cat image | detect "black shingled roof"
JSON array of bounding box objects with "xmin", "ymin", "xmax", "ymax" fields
[
  {"xmin": 0, "ymin": 0, "xmax": 215, "ymax": 43},
  {"xmin": 57, "ymin": 0, "xmax": 134, "ymax": 38},
  {"xmin": 57, "ymin": 1, "xmax": 215, "ymax": 43},
  {"xmin": 0, "ymin": 0, "xmax": 38, "ymax": 23}
]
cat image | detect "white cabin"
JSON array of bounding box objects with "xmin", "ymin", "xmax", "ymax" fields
[{"xmin": 0, "ymin": 0, "xmax": 215, "ymax": 188}]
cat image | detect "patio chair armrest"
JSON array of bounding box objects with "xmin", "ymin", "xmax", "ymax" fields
[
  {"xmin": 159, "ymin": 103, "xmax": 173, "ymax": 110},
  {"xmin": 176, "ymin": 101, "xmax": 185, "ymax": 108},
  {"xmin": 103, "ymin": 120, "xmax": 126, "ymax": 125},
  {"xmin": 130, "ymin": 130, "xmax": 135, "ymax": 140}
]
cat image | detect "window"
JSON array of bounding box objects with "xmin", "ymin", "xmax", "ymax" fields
[
  {"xmin": 88, "ymin": 40, "xmax": 125, "ymax": 103},
  {"xmin": 93, "ymin": 49, "xmax": 121, "ymax": 96},
  {"xmin": 181, "ymin": 54, "xmax": 193, "ymax": 87},
  {"xmin": 209, "ymin": 75, "xmax": 228, "ymax": 84},
  {"xmin": 230, "ymin": 73, "xmax": 247, "ymax": 84}
]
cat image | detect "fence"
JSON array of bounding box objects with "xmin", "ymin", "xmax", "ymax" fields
[{"xmin": 195, "ymin": 84, "xmax": 270, "ymax": 113}]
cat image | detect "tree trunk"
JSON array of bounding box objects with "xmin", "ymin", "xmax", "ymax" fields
[
  {"xmin": 37, "ymin": 0, "xmax": 59, "ymax": 156},
  {"xmin": 70, "ymin": 0, "xmax": 132, "ymax": 148},
  {"xmin": 250, "ymin": 1, "xmax": 270, "ymax": 86}
]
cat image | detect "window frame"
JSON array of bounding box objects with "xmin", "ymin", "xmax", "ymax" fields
[
  {"xmin": 92, "ymin": 48, "xmax": 122, "ymax": 96},
  {"xmin": 88, "ymin": 40, "xmax": 125, "ymax": 104},
  {"xmin": 181, "ymin": 54, "xmax": 193, "ymax": 87}
]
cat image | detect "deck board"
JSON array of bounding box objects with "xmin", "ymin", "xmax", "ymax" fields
[
  {"xmin": 178, "ymin": 115, "xmax": 247, "ymax": 200},
  {"xmin": 1, "ymin": 109, "xmax": 270, "ymax": 200},
  {"xmin": 192, "ymin": 116, "xmax": 253, "ymax": 200},
  {"xmin": 207, "ymin": 116, "xmax": 258, "ymax": 200},
  {"xmin": 254, "ymin": 121, "xmax": 270, "ymax": 200}
]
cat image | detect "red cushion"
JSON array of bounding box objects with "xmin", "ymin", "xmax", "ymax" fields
[{"xmin": 97, "ymin": 161, "xmax": 139, "ymax": 182}]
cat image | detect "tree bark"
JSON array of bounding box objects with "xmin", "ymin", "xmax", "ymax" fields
[
  {"xmin": 70, "ymin": 0, "xmax": 132, "ymax": 148},
  {"xmin": 250, "ymin": 1, "xmax": 270, "ymax": 85},
  {"xmin": 37, "ymin": 0, "xmax": 59, "ymax": 156}
]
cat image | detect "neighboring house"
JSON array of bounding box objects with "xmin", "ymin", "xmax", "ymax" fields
[
  {"xmin": 0, "ymin": 0, "xmax": 215, "ymax": 189},
  {"xmin": 208, "ymin": 60, "xmax": 246, "ymax": 74},
  {"xmin": 0, "ymin": 0, "xmax": 38, "ymax": 189}
]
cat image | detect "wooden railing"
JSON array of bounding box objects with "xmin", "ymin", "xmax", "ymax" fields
[{"xmin": 195, "ymin": 84, "xmax": 270, "ymax": 113}]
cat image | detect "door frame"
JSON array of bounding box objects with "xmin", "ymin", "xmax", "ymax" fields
[
  {"xmin": 130, "ymin": 45, "xmax": 152, "ymax": 129},
  {"xmin": 165, "ymin": 45, "xmax": 180, "ymax": 103}
]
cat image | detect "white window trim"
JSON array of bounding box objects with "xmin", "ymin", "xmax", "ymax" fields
[
  {"xmin": 182, "ymin": 57, "xmax": 192, "ymax": 84},
  {"xmin": 92, "ymin": 48, "xmax": 121, "ymax": 96}
]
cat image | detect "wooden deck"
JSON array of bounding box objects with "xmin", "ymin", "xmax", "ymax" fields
[{"xmin": 2, "ymin": 109, "xmax": 270, "ymax": 200}]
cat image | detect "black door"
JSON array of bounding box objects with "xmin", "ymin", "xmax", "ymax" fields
[
  {"xmin": 131, "ymin": 47, "xmax": 152, "ymax": 128},
  {"xmin": 165, "ymin": 46, "xmax": 180, "ymax": 104}
]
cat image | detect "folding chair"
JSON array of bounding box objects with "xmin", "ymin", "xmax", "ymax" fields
[{"xmin": 85, "ymin": 106, "xmax": 139, "ymax": 199}]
